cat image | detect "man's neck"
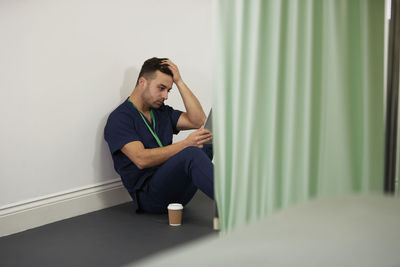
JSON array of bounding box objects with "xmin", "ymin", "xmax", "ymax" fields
[{"xmin": 129, "ymin": 90, "xmax": 150, "ymax": 114}]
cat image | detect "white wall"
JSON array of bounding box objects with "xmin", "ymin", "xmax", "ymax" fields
[{"xmin": 0, "ymin": 0, "xmax": 212, "ymax": 207}]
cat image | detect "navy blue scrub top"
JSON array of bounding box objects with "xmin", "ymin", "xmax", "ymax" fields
[{"xmin": 104, "ymin": 97, "xmax": 182, "ymax": 205}]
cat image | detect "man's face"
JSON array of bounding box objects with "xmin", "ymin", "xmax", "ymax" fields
[{"xmin": 142, "ymin": 71, "xmax": 173, "ymax": 109}]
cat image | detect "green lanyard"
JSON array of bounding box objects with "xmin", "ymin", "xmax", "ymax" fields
[{"xmin": 128, "ymin": 98, "xmax": 163, "ymax": 147}]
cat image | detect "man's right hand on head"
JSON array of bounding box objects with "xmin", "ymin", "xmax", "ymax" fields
[{"xmin": 184, "ymin": 128, "xmax": 212, "ymax": 148}]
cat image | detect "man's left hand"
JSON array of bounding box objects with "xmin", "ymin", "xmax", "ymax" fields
[{"xmin": 162, "ymin": 59, "xmax": 182, "ymax": 84}]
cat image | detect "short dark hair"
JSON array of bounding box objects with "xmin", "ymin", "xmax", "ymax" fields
[{"xmin": 136, "ymin": 57, "xmax": 173, "ymax": 86}]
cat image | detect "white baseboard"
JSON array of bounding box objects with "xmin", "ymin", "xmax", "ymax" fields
[{"xmin": 0, "ymin": 178, "xmax": 132, "ymax": 237}]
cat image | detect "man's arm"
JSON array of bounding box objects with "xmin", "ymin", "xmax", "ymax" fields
[
  {"xmin": 121, "ymin": 128, "xmax": 212, "ymax": 169},
  {"xmin": 163, "ymin": 59, "xmax": 206, "ymax": 131}
]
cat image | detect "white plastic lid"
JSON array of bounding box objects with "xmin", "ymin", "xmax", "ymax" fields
[{"xmin": 168, "ymin": 203, "xmax": 183, "ymax": 210}]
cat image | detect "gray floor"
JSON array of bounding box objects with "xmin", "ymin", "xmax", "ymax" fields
[
  {"xmin": 0, "ymin": 191, "xmax": 217, "ymax": 267},
  {"xmin": 133, "ymin": 194, "xmax": 400, "ymax": 267}
]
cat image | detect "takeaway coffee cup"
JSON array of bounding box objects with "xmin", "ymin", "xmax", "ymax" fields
[{"xmin": 168, "ymin": 203, "xmax": 183, "ymax": 226}]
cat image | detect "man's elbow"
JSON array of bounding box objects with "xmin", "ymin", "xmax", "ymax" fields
[
  {"xmin": 193, "ymin": 117, "xmax": 206, "ymax": 128},
  {"xmin": 194, "ymin": 121, "xmax": 204, "ymax": 129},
  {"xmin": 135, "ymin": 162, "xmax": 145, "ymax": 170},
  {"xmin": 121, "ymin": 144, "xmax": 149, "ymax": 170},
  {"xmin": 133, "ymin": 157, "xmax": 147, "ymax": 170}
]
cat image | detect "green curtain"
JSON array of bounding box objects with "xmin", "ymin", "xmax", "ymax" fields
[
  {"xmin": 398, "ymin": 118, "xmax": 400, "ymax": 195},
  {"xmin": 213, "ymin": 0, "xmax": 385, "ymax": 233}
]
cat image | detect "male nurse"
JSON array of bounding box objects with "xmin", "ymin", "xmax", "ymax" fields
[{"xmin": 104, "ymin": 57, "xmax": 214, "ymax": 213}]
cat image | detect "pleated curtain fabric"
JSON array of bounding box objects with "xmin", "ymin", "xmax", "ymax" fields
[
  {"xmin": 213, "ymin": 0, "xmax": 385, "ymax": 233},
  {"xmin": 397, "ymin": 104, "xmax": 400, "ymax": 196}
]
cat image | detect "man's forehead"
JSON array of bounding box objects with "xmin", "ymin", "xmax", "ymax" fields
[{"xmin": 153, "ymin": 71, "xmax": 173, "ymax": 86}]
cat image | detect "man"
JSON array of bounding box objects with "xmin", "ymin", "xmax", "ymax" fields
[{"xmin": 104, "ymin": 57, "xmax": 214, "ymax": 213}]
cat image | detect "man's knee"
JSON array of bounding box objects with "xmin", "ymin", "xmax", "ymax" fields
[
  {"xmin": 202, "ymin": 144, "xmax": 213, "ymax": 160},
  {"xmin": 181, "ymin": 146, "xmax": 205, "ymax": 157},
  {"xmin": 180, "ymin": 145, "xmax": 213, "ymax": 161}
]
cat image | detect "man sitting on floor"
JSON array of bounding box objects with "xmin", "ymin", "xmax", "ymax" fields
[{"xmin": 104, "ymin": 57, "xmax": 214, "ymax": 213}]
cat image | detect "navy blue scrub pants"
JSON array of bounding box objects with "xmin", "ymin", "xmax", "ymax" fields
[{"xmin": 136, "ymin": 144, "xmax": 214, "ymax": 214}]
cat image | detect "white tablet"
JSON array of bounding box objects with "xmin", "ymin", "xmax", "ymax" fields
[{"xmin": 203, "ymin": 109, "xmax": 212, "ymax": 144}]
